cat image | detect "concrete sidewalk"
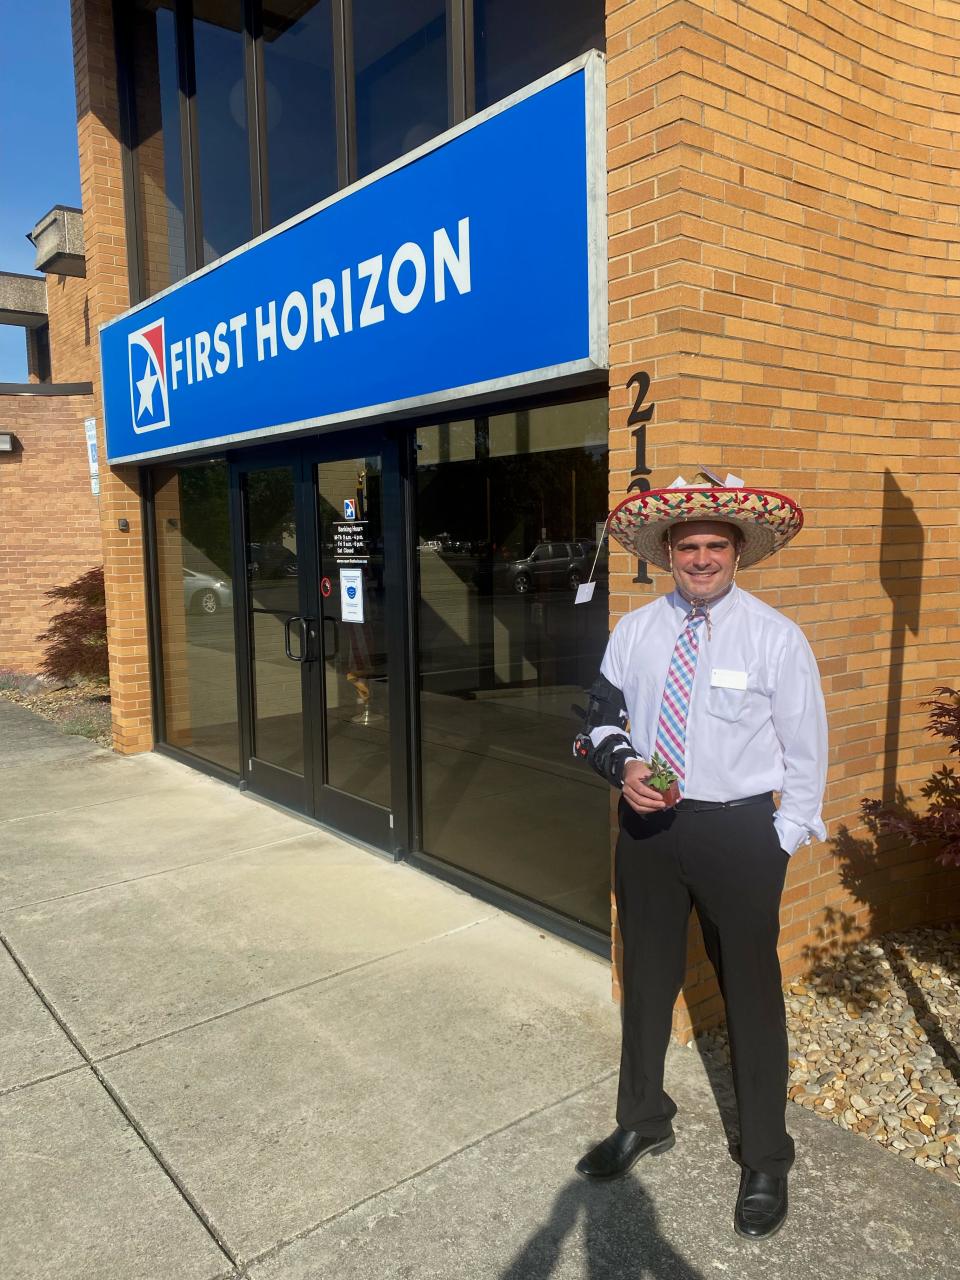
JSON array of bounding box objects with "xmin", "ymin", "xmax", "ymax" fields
[{"xmin": 0, "ymin": 699, "xmax": 956, "ymax": 1280}]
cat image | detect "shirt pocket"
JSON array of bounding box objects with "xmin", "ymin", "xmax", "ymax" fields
[{"xmin": 705, "ymin": 685, "xmax": 749, "ymax": 723}]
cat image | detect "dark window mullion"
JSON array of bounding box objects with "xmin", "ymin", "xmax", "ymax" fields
[
  {"xmin": 176, "ymin": 0, "xmax": 203, "ymax": 274},
  {"xmin": 462, "ymin": 0, "xmax": 475, "ymax": 118},
  {"xmin": 333, "ymin": 0, "xmax": 357, "ymax": 187},
  {"xmin": 111, "ymin": 0, "xmax": 145, "ymax": 303},
  {"xmin": 244, "ymin": 0, "xmax": 268, "ymax": 234},
  {"xmin": 448, "ymin": 0, "xmax": 474, "ymax": 124}
]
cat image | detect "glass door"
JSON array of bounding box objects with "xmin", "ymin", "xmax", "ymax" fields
[
  {"xmin": 307, "ymin": 434, "xmax": 403, "ymax": 849},
  {"xmin": 233, "ymin": 431, "xmax": 407, "ymax": 852},
  {"xmin": 236, "ymin": 455, "xmax": 313, "ymax": 810}
]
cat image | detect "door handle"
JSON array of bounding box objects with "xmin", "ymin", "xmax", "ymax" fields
[{"xmin": 284, "ymin": 615, "xmax": 307, "ymax": 662}]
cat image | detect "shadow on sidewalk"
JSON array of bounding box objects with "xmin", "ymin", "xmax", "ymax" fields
[{"xmin": 499, "ymin": 1176, "xmax": 706, "ymax": 1280}]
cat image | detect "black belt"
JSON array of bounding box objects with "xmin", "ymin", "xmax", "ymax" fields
[{"xmin": 674, "ymin": 791, "xmax": 772, "ymax": 812}]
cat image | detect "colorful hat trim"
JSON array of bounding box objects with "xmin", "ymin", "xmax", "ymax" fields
[{"xmin": 608, "ymin": 486, "xmax": 804, "ymax": 571}]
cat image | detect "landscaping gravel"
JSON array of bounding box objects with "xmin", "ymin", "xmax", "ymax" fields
[
  {"xmin": 697, "ymin": 924, "xmax": 960, "ymax": 1186},
  {"xmin": 0, "ymin": 676, "xmax": 112, "ymax": 747}
]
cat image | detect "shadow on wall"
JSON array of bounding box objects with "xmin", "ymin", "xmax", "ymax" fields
[{"xmin": 792, "ymin": 471, "xmax": 960, "ymax": 1085}]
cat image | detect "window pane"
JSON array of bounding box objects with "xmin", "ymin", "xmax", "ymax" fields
[
  {"xmin": 194, "ymin": 0, "xmax": 252, "ymax": 263},
  {"xmin": 474, "ymin": 0, "xmax": 604, "ymax": 111},
  {"xmin": 154, "ymin": 461, "xmax": 240, "ymax": 773},
  {"xmin": 262, "ymin": 1, "xmax": 338, "ymax": 226},
  {"xmin": 416, "ymin": 396, "xmax": 611, "ymax": 931},
  {"xmin": 316, "ymin": 455, "xmax": 390, "ymax": 807},
  {"xmin": 243, "ymin": 468, "xmax": 303, "ymax": 774},
  {"xmin": 353, "ymin": 0, "xmax": 448, "ymax": 178},
  {"xmin": 131, "ymin": 0, "xmax": 187, "ymax": 296}
]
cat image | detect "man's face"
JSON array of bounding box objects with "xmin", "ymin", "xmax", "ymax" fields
[{"xmin": 667, "ymin": 521, "xmax": 740, "ymax": 602}]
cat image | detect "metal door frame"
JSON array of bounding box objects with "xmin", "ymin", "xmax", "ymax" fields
[{"xmin": 229, "ymin": 429, "xmax": 410, "ymax": 854}]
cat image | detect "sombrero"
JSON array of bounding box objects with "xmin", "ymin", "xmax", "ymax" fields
[{"xmin": 609, "ymin": 484, "xmax": 804, "ymax": 571}]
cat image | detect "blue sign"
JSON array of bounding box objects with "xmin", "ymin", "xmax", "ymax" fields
[
  {"xmin": 100, "ymin": 55, "xmax": 606, "ymax": 464},
  {"xmin": 343, "ymin": 499, "xmax": 356, "ymax": 520}
]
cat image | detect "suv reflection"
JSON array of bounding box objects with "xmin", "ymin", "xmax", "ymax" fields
[{"xmin": 500, "ymin": 542, "xmax": 585, "ymax": 594}]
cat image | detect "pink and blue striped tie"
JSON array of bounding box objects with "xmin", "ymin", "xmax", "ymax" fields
[{"xmin": 654, "ymin": 609, "xmax": 706, "ymax": 795}]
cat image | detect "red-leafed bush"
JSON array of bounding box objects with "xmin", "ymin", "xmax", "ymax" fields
[
  {"xmin": 861, "ymin": 687, "xmax": 960, "ymax": 869},
  {"xmin": 36, "ymin": 566, "xmax": 109, "ymax": 681}
]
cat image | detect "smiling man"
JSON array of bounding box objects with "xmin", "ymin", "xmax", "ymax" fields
[{"xmin": 573, "ymin": 480, "xmax": 827, "ymax": 1240}]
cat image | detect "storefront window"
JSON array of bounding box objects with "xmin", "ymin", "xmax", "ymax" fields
[
  {"xmin": 474, "ymin": 0, "xmax": 603, "ymax": 111},
  {"xmin": 353, "ymin": 0, "xmax": 448, "ymax": 178},
  {"xmin": 416, "ymin": 396, "xmax": 611, "ymax": 931},
  {"xmin": 131, "ymin": 0, "xmax": 187, "ymax": 294},
  {"xmin": 261, "ymin": 1, "xmax": 338, "ymax": 227},
  {"xmin": 194, "ymin": 0, "xmax": 253, "ymax": 263},
  {"xmin": 153, "ymin": 461, "xmax": 240, "ymax": 773}
]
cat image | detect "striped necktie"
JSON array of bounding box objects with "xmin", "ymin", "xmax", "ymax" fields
[{"xmin": 654, "ymin": 608, "xmax": 706, "ymax": 795}]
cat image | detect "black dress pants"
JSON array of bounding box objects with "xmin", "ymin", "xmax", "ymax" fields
[{"xmin": 614, "ymin": 796, "xmax": 795, "ymax": 1178}]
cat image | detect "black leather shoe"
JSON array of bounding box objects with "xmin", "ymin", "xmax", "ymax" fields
[
  {"xmin": 734, "ymin": 1168, "xmax": 788, "ymax": 1239},
  {"xmin": 575, "ymin": 1125, "xmax": 675, "ymax": 1180}
]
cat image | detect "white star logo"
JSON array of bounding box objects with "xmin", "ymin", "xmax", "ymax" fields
[{"xmin": 136, "ymin": 363, "xmax": 160, "ymax": 419}]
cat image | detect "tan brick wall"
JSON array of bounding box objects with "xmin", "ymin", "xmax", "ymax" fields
[
  {"xmin": 45, "ymin": 272, "xmax": 93, "ymax": 384},
  {"xmin": 607, "ymin": 0, "xmax": 960, "ymax": 1039},
  {"xmin": 73, "ymin": 0, "xmax": 152, "ymax": 754},
  {"xmin": 0, "ymin": 391, "xmax": 100, "ymax": 672}
]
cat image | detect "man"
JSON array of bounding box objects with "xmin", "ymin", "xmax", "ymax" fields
[{"xmin": 573, "ymin": 480, "xmax": 827, "ymax": 1240}]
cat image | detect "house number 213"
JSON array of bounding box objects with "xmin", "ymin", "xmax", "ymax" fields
[{"xmin": 626, "ymin": 371, "xmax": 654, "ymax": 585}]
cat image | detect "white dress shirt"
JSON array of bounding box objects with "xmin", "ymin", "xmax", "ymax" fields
[{"xmin": 596, "ymin": 585, "xmax": 828, "ymax": 856}]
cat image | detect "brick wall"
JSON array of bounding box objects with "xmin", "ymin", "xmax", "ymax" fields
[
  {"xmin": 45, "ymin": 272, "xmax": 93, "ymax": 384},
  {"xmin": 0, "ymin": 391, "xmax": 99, "ymax": 672},
  {"xmin": 606, "ymin": 0, "xmax": 960, "ymax": 1038},
  {"xmin": 73, "ymin": 0, "xmax": 152, "ymax": 753}
]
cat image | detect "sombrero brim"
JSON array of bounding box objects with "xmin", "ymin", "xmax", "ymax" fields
[{"xmin": 608, "ymin": 487, "xmax": 804, "ymax": 570}]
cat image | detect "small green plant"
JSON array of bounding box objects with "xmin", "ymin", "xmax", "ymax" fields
[
  {"xmin": 646, "ymin": 753, "xmax": 678, "ymax": 792},
  {"xmin": 862, "ymin": 686, "xmax": 960, "ymax": 869},
  {"xmin": 36, "ymin": 567, "xmax": 108, "ymax": 682},
  {"xmin": 646, "ymin": 753, "xmax": 680, "ymax": 806},
  {"xmin": 0, "ymin": 668, "xmax": 21, "ymax": 692}
]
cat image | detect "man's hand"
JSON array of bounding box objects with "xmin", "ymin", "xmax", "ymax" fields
[{"xmin": 622, "ymin": 758, "xmax": 667, "ymax": 815}]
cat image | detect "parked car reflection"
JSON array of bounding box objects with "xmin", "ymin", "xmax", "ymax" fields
[
  {"xmin": 183, "ymin": 567, "xmax": 232, "ymax": 615},
  {"xmin": 493, "ymin": 540, "xmax": 609, "ymax": 594}
]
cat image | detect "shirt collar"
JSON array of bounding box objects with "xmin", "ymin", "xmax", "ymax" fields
[{"xmin": 667, "ymin": 583, "xmax": 741, "ymax": 629}]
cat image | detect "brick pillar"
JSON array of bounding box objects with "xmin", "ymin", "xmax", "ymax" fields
[
  {"xmin": 73, "ymin": 0, "xmax": 153, "ymax": 752},
  {"xmin": 606, "ymin": 0, "xmax": 960, "ymax": 1040}
]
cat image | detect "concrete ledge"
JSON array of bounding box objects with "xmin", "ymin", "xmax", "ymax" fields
[
  {"xmin": 0, "ymin": 272, "xmax": 47, "ymax": 328},
  {"xmin": 28, "ymin": 205, "xmax": 86, "ymax": 278},
  {"xmin": 0, "ymin": 382, "xmax": 93, "ymax": 396}
]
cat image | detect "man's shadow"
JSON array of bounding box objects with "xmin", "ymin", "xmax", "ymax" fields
[{"xmin": 500, "ymin": 1176, "xmax": 706, "ymax": 1280}]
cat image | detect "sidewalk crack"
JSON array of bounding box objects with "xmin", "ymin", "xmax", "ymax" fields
[{"xmin": 0, "ymin": 929, "xmax": 241, "ymax": 1274}]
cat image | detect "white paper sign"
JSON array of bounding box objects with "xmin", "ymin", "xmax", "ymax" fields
[
  {"xmin": 575, "ymin": 581, "xmax": 597, "ymax": 605},
  {"xmin": 340, "ymin": 568, "xmax": 364, "ymax": 622},
  {"xmin": 83, "ymin": 417, "xmax": 100, "ymax": 496},
  {"xmin": 711, "ymin": 668, "xmax": 747, "ymax": 690}
]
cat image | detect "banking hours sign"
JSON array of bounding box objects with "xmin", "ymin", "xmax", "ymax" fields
[{"xmin": 100, "ymin": 54, "xmax": 606, "ymax": 464}]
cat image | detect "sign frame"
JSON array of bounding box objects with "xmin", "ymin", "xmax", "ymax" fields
[{"xmin": 100, "ymin": 51, "xmax": 607, "ymax": 465}]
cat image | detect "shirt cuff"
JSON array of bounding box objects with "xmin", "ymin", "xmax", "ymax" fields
[{"xmin": 773, "ymin": 813, "xmax": 808, "ymax": 857}]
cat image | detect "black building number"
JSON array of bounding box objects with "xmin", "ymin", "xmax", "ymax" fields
[{"xmin": 626, "ymin": 371, "xmax": 654, "ymax": 584}]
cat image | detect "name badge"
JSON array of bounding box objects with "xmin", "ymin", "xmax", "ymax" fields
[{"xmin": 711, "ymin": 668, "xmax": 747, "ymax": 691}]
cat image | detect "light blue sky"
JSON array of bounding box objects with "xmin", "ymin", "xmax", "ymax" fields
[{"xmin": 0, "ymin": 1, "xmax": 81, "ymax": 381}]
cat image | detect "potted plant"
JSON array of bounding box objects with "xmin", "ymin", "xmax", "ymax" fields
[{"xmin": 646, "ymin": 753, "xmax": 681, "ymax": 808}]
